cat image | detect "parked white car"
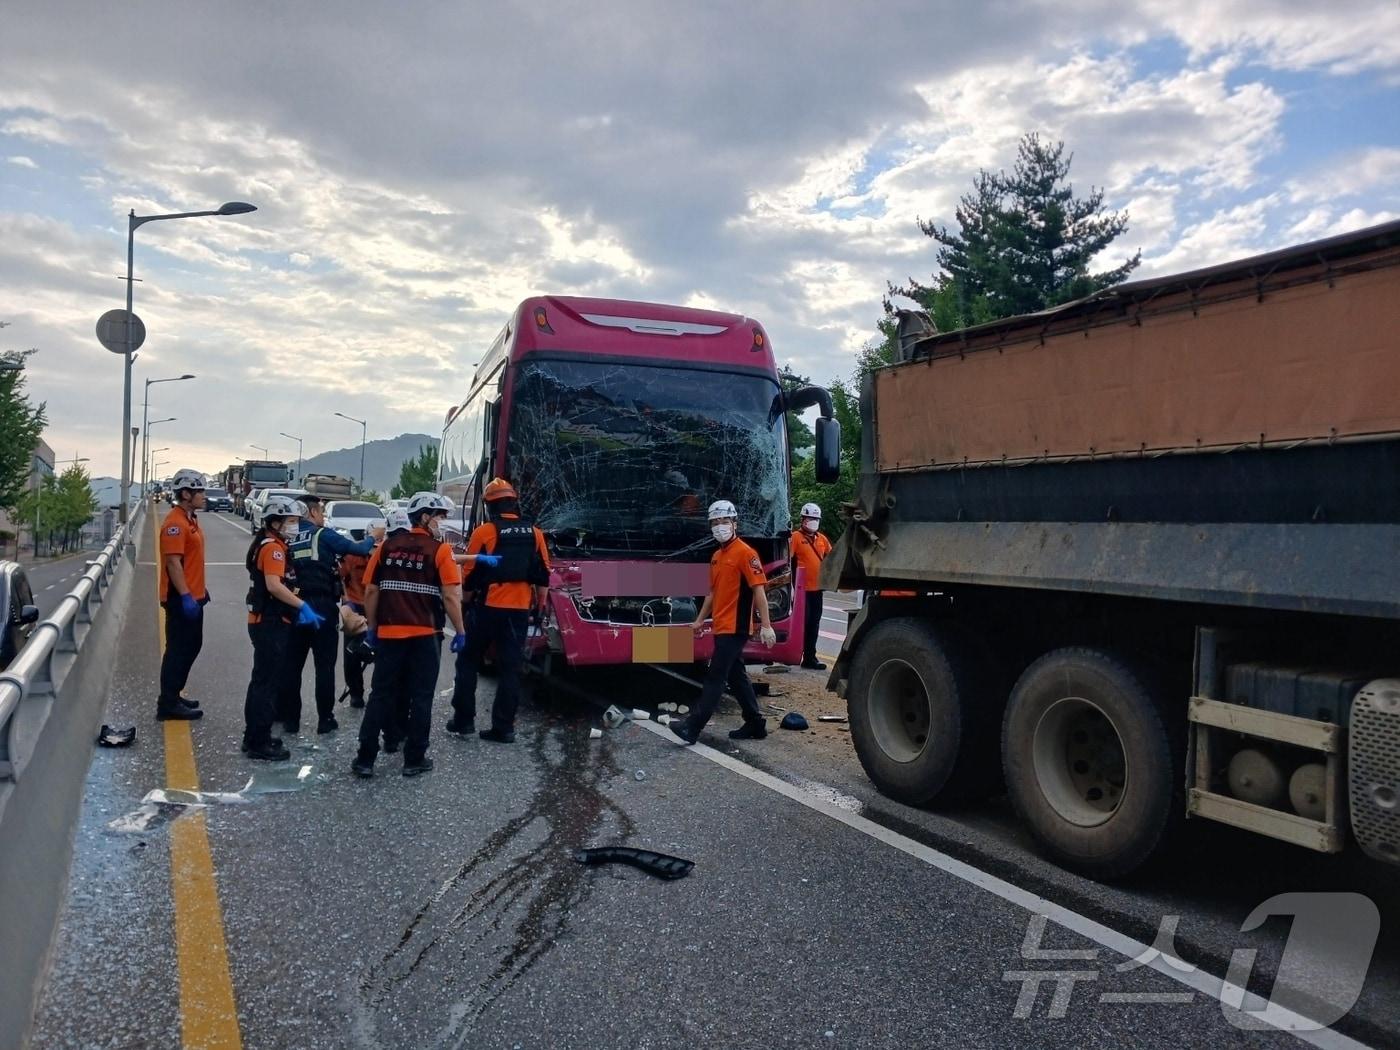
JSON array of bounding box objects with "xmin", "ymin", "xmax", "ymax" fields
[
  {"xmin": 250, "ymin": 488, "xmax": 308, "ymax": 530},
  {"xmin": 324, "ymin": 500, "xmax": 386, "ymax": 541}
]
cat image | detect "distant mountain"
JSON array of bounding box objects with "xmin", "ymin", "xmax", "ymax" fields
[{"xmin": 294, "ymin": 433, "xmax": 439, "ymax": 497}]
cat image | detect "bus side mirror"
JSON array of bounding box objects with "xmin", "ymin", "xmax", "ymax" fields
[{"xmin": 814, "ymin": 417, "xmax": 840, "ymax": 483}]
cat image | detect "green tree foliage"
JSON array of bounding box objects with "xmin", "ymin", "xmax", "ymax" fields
[
  {"xmin": 889, "ymin": 133, "xmax": 1140, "ymax": 331},
  {"xmin": 13, "ymin": 464, "xmax": 99, "ymax": 555},
  {"xmin": 389, "ymin": 444, "xmax": 439, "ymax": 500},
  {"xmin": 0, "ymin": 349, "xmax": 47, "ymax": 512},
  {"xmin": 780, "ymin": 367, "xmax": 815, "ymax": 462}
]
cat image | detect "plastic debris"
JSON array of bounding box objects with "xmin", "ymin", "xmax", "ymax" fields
[
  {"xmin": 96, "ymin": 724, "xmax": 136, "ymax": 748},
  {"xmin": 677, "ymin": 705, "xmax": 689, "ymax": 715},
  {"xmin": 589, "ymin": 728, "xmax": 603, "ymax": 739},
  {"xmin": 657, "ymin": 714, "xmax": 672, "ymax": 725},
  {"xmin": 659, "ymin": 702, "xmax": 678, "ymax": 712},
  {"xmin": 780, "ymin": 712, "xmax": 810, "ymax": 731},
  {"xmin": 242, "ymin": 764, "xmax": 315, "ymax": 794},
  {"xmin": 634, "ymin": 769, "xmax": 647, "ymax": 781},
  {"xmin": 631, "ymin": 708, "xmax": 650, "ymax": 721},
  {"xmin": 573, "ymin": 846, "xmax": 694, "ymax": 880},
  {"xmin": 763, "ymin": 665, "xmax": 790, "ymax": 674},
  {"xmin": 817, "ymin": 715, "xmax": 847, "ymax": 723},
  {"xmin": 107, "ymin": 803, "xmax": 185, "ymax": 834},
  {"xmin": 603, "ymin": 705, "xmax": 628, "ymax": 729}
]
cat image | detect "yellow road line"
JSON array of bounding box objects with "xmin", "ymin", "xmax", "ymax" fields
[{"xmin": 155, "ymin": 533, "xmax": 243, "ymax": 1049}]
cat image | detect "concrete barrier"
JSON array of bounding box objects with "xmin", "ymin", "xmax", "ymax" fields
[{"xmin": 0, "ymin": 506, "xmax": 143, "ymax": 1050}]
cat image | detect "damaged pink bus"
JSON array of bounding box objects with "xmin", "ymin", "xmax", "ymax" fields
[{"xmin": 437, "ymin": 295, "xmax": 839, "ymax": 685}]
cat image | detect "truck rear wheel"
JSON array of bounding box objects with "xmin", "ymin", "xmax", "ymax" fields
[
  {"xmin": 1002, "ymin": 647, "xmax": 1178, "ymax": 879},
  {"xmin": 847, "ymin": 618, "xmax": 1000, "ymax": 806}
]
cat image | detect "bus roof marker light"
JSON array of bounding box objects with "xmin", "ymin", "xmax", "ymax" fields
[
  {"xmin": 534, "ymin": 307, "xmax": 555, "ymax": 335},
  {"xmin": 752, "ymin": 328, "xmax": 766, "ymax": 352}
]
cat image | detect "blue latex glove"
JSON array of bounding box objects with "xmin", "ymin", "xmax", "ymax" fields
[
  {"xmin": 365, "ymin": 628, "xmax": 377, "ymax": 649},
  {"xmin": 475, "ymin": 553, "xmax": 501, "ymax": 567},
  {"xmin": 180, "ymin": 593, "xmax": 201, "ymax": 620},
  {"xmin": 450, "ymin": 632, "xmax": 467, "ymax": 653},
  {"xmin": 296, "ymin": 603, "xmax": 325, "ymax": 629}
]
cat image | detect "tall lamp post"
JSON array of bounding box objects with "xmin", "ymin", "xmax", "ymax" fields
[
  {"xmin": 333, "ymin": 412, "xmax": 367, "ymax": 494},
  {"xmin": 147, "ymin": 446, "xmax": 170, "ymax": 492},
  {"xmin": 142, "ymin": 417, "xmax": 176, "ymax": 494},
  {"xmin": 141, "ymin": 374, "xmax": 194, "ymax": 496},
  {"xmin": 121, "ymin": 201, "xmax": 256, "ymax": 526},
  {"xmin": 250, "ymin": 443, "xmax": 268, "ymax": 459},
  {"xmin": 279, "ymin": 432, "xmax": 303, "ymax": 483}
]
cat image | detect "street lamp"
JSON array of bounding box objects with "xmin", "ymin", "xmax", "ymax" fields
[
  {"xmin": 141, "ymin": 374, "xmax": 195, "ymax": 497},
  {"xmin": 147, "ymin": 446, "xmax": 170, "ymax": 489},
  {"xmin": 143, "ymin": 418, "xmax": 175, "ymax": 494},
  {"xmin": 120, "ymin": 201, "xmax": 256, "ymax": 526},
  {"xmin": 333, "ymin": 412, "xmax": 367, "ymax": 494},
  {"xmin": 279, "ymin": 432, "xmax": 303, "ymax": 482},
  {"xmin": 249, "ymin": 443, "xmax": 268, "ymax": 459}
]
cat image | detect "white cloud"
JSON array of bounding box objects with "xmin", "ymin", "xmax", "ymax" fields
[{"xmin": 6, "ymin": 155, "xmax": 36, "ymax": 168}]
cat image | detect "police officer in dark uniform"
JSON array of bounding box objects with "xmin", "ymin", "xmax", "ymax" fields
[
  {"xmin": 449, "ymin": 478, "xmax": 551, "ymax": 743},
  {"xmin": 276, "ymin": 494, "xmax": 377, "ymax": 735}
]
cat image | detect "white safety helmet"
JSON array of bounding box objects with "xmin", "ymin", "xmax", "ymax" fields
[
  {"xmin": 385, "ymin": 508, "xmax": 411, "ymax": 533},
  {"xmin": 262, "ymin": 494, "xmax": 306, "ymax": 521},
  {"xmin": 707, "ymin": 499, "xmax": 737, "ymax": 521},
  {"xmin": 800, "ymin": 502, "xmax": 822, "ymax": 520},
  {"xmin": 406, "ymin": 491, "xmax": 453, "ymax": 517},
  {"xmin": 170, "ymin": 468, "xmax": 207, "ymax": 492}
]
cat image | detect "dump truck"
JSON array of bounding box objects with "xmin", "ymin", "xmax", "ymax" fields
[
  {"xmin": 301, "ymin": 473, "xmax": 353, "ymax": 499},
  {"xmin": 223, "ymin": 464, "xmax": 246, "ymax": 513},
  {"xmin": 824, "ymin": 220, "xmax": 1400, "ymax": 879}
]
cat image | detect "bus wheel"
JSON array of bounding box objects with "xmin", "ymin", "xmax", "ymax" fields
[
  {"xmin": 1002, "ymin": 647, "xmax": 1179, "ymax": 880},
  {"xmin": 847, "ymin": 618, "xmax": 1000, "ymax": 806}
]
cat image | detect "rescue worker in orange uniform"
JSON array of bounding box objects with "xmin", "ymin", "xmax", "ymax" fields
[
  {"xmin": 157, "ymin": 468, "xmax": 210, "ymax": 720},
  {"xmin": 791, "ymin": 501, "xmax": 834, "ymax": 670},
  {"xmin": 671, "ymin": 499, "xmax": 775, "ymax": 744},
  {"xmin": 449, "ymin": 478, "xmax": 550, "ymax": 743},
  {"xmin": 352, "ymin": 492, "xmax": 465, "ymax": 777},
  {"xmin": 243, "ymin": 495, "xmax": 323, "ymax": 760}
]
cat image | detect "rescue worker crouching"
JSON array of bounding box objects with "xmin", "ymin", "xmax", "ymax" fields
[
  {"xmin": 339, "ymin": 513, "xmax": 396, "ymax": 709},
  {"xmin": 449, "ymin": 478, "xmax": 550, "ymax": 744},
  {"xmin": 792, "ymin": 501, "xmax": 833, "ymax": 671},
  {"xmin": 352, "ymin": 492, "xmax": 465, "ymax": 778},
  {"xmin": 156, "ymin": 468, "xmax": 210, "ymax": 721},
  {"xmin": 276, "ymin": 494, "xmax": 377, "ymax": 735},
  {"xmin": 671, "ymin": 499, "xmax": 775, "ymax": 745},
  {"xmin": 243, "ymin": 496, "xmax": 325, "ymax": 760}
]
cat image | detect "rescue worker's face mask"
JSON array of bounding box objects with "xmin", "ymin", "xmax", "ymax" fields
[
  {"xmin": 426, "ymin": 514, "xmax": 444, "ymax": 538},
  {"xmin": 279, "ymin": 519, "xmax": 300, "ymax": 541},
  {"xmin": 802, "ymin": 518, "xmax": 819, "ymax": 533},
  {"xmin": 711, "ymin": 521, "xmax": 735, "ymax": 544}
]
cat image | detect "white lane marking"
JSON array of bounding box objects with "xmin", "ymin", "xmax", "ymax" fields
[
  {"xmin": 638, "ymin": 721, "xmax": 1373, "ymax": 1049},
  {"xmin": 206, "ymin": 514, "xmax": 253, "ymax": 535},
  {"xmin": 43, "ymin": 584, "xmax": 55, "ymax": 591}
]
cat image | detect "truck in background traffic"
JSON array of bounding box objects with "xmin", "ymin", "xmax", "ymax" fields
[
  {"xmin": 824, "ymin": 220, "xmax": 1400, "ymax": 879},
  {"xmin": 223, "ymin": 464, "xmax": 246, "ymax": 514},
  {"xmin": 301, "ymin": 474, "xmax": 353, "ymax": 499}
]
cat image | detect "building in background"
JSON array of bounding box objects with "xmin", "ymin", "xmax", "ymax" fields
[{"xmin": 0, "ymin": 438, "xmax": 53, "ymax": 559}]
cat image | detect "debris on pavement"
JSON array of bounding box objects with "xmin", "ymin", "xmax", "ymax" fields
[
  {"xmin": 631, "ymin": 708, "xmax": 650, "ymax": 721},
  {"xmin": 96, "ymin": 725, "xmax": 136, "ymax": 748},
  {"xmin": 634, "ymin": 769, "xmax": 647, "ymax": 781},
  {"xmin": 780, "ymin": 712, "xmax": 810, "ymax": 731},
  {"xmin": 573, "ymin": 846, "xmax": 694, "ymax": 880},
  {"xmin": 589, "ymin": 727, "xmax": 603, "ymax": 739},
  {"xmin": 817, "ymin": 715, "xmax": 847, "ymax": 723},
  {"xmin": 763, "ymin": 665, "xmax": 790, "ymax": 674},
  {"xmin": 107, "ymin": 803, "xmax": 184, "ymax": 834},
  {"xmin": 603, "ymin": 705, "xmax": 628, "ymax": 729}
]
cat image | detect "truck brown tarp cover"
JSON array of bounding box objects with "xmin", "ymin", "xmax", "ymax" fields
[{"xmin": 875, "ymin": 223, "xmax": 1400, "ymax": 473}]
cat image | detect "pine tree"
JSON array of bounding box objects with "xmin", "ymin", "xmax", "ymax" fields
[
  {"xmin": 390, "ymin": 445, "xmax": 439, "ymax": 500},
  {"xmin": 0, "ymin": 349, "xmax": 47, "ymax": 512},
  {"xmin": 888, "ymin": 133, "xmax": 1140, "ymax": 331}
]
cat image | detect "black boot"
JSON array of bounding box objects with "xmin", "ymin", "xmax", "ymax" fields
[
  {"xmin": 245, "ymin": 738, "xmax": 291, "ymax": 761},
  {"xmin": 729, "ymin": 719, "xmax": 768, "ymax": 740},
  {"xmin": 478, "ymin": 727, "xmax": 515, "ymax": 744}
]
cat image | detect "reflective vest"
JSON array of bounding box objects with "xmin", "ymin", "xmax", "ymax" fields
[
  {"xmin": 290, "ymin": 526, "xmax": 339, "ymax": 601},
  {"xmin": 466, "ymin": 519, "xmax": 549, "ymax": 590},
  {"xmin": 373, "ymin": 531, "xmax": 447, "ymax": 629},
  {"xmin": 245, "ymin": 535, "xmax": 298, "ymax": 620}
]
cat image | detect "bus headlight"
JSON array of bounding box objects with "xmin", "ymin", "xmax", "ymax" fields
[{"xmin": 766, "ymin": 582, "xmax": 793, "ymax": 622}]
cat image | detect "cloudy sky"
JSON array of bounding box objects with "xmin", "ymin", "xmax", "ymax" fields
[{"xmin": 2, "ymin": 0, "xmax": 1397, "ymax": 480}]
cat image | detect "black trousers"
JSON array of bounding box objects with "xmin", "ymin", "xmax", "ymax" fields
[
  {"xmin": 802, "ymin": 589, "xmax": 825, "ymax": 663},
  {"xmin": 343, "ymin": 631, "xmax": 369, "ymax": 701},
  {"xmin": 357, "ymin": 635, "xmax": 439, "ymax": 765},
  {"xmin": 244, "ymin": 618, "xmax": 290, "ymax": 747},
  {"xmin": 681, "ymin": 633, "xmax": 764, "ymax": 734},
  {"xmin": 452, "ymin": 605, "xmax": 527, "ymax": 733},
  {"xmin": 158, "ymin": 599, "xmax": 204, "ymax": 709},
  {"xmin": 276, "ymin": 596, "xmax": 339, "ymax": 725}
]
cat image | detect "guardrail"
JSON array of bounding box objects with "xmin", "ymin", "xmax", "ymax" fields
[{"xmin": 0, "ymin": 501, "xmax": 143, "ymax": 780}]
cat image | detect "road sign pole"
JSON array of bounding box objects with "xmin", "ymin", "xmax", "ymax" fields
[{"xmin": 119, "ymin": 211, "xmax": 135, "ymax": 527}]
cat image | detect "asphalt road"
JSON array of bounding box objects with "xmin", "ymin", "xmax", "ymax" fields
[
  {"xmin": 28, "ymin": 512, "xmax": 1396, "ymax": 1050},
  {"xmin": 22, "ymin": 552, "xmax": 101, "ymax": 619}
]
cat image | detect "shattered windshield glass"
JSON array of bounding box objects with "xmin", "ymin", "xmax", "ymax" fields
[{"xmin": 506, "ymin": 357, "xmax": 789, "ymax": 551}]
